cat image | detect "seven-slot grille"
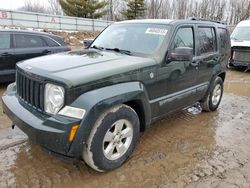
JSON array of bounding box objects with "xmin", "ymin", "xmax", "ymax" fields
[{"xmin": 16, "ymin": 70, "xmax": 45, "ymax": 111}]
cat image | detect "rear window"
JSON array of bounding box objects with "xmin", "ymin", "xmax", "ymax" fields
[
  {"xmin": 15, "ymin": 34, "xmax": 46, "ymax": 48},
  {"xmin": 0, "ymin": 33, "xmax": 11, "ymax": 49},
  {"xmin": 198, "ymin": 27, "xmax": 217, "ymax": 55}
]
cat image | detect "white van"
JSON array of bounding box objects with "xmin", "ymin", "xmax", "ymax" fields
[{"xmin": 230, "ymin": 20, "xmax": 250, "ymax": 71}]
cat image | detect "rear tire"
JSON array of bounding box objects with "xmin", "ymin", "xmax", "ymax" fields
[
  {"xmin": 83, "ymin": 104, "xmax": 140, "ymax": 172},
  {"xmin": 200, "ymin": 77, "xmax": 223, "ymax": 112}
]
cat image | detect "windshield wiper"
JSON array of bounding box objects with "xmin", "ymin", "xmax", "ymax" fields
[
  {"xmin": 105, "ymin": 48, "xmax": 132, "ymax": 55},
  {"xmin": 90, "ymin": 45, "xmax": 104, "ymax": 50}
]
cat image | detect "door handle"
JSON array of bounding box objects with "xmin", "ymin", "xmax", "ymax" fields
[
  {"xmin": 42, "ymin": 49, "xmax": 51, "ymax": 54},
  {"xmin": 1, "ymin": 52, "xmax": 11, "ymax": 57}
]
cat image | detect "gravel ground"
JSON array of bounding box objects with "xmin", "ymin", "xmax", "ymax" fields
[{"xmin": 0, "ymin": 69, "xmax": 249, "ymax": 188}]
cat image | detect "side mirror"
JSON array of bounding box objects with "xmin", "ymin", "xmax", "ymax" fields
[
  {"xmin": 84, "ymin": 38, "xmax": 94, "ymax": 48},
  {"xmin": 169, "ymin": 47, "xmax": 193, "ymax": 61}
]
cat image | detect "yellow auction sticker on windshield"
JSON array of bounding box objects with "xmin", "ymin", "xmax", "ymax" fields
[{"xmin": 146, "ymin": 28, "xmax": 168, "ymax": 35}]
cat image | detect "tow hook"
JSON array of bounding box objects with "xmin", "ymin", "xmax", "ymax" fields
[{"xmin": 11, "ymin": 125, "xmax": 15, "ymax": 130}]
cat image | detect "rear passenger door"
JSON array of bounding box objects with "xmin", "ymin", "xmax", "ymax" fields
[
  {"xmin": 195, "ymin": 25, "xmax": 219, "ymax": 98},
  {"xmin": 13, "ymin": 33, "xmax": 48, "ymax": 62}
]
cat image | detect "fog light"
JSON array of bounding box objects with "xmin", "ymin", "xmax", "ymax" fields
[
  {"xmin": 58, "ymin": 106, "xmax": 86, "ymax": 119},
  {"xmin": 69, "ymin": 125, "xmax": 79, "ymax": 142}
]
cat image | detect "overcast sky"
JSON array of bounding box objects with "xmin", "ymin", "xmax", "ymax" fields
[{"xmin": 0, "ymin": 0, "xmax": 49, "ymax": 10}]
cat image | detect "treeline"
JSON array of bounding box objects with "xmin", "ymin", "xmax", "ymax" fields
[
  {"xmin": 144, "ymin": 0, "xmax": 250, "ymax": 25},
  {"xmin": 19, "ymin": 0, "xmax": 250, "ymax": 25}
]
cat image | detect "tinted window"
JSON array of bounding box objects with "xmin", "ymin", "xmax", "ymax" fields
[
  {"xmin": 51, "ymin": 36, "xmax": 66, "ymax": 45},
  {"xmin": 15, "ymin": 34, "xmax": 46, "ymax": 48},
  {"xmin": 0, "ymin": 33, "xmax": 11, "ymax": 49},
  {"xmin": 172, "ymin": 27, "xmax": 194, "ymax": 51},
  {"xmin": 198, "ymin": 27, "xmax": 217, "ymax": 54},
  {"xmin": 43, "ymin": 36, "xmax": 59, "ymax": 47},
  {"xmin": 218, "ymin": 28, "xmax": 230, "ymax": 51}
]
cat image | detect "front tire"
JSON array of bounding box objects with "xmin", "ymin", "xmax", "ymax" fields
[
  {"xmin": 83, "ymin": 104, "xmax": 140, "ymax": 172},
  {"xmin": 200, "ymin": 76, "xmax": 224, "ymax": 112}
]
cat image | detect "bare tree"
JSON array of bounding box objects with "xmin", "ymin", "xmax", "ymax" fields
[
  {"xmin": 228, "ymin": 0, "xmax": 250, "ymax": 24},
  {"xmin": 47, "ymin": 0, "xmax": 63, "ymax": 15},
  {"xmin": 17, "ymin": 0, "xmax": 250, "ymax": 25},
  {"xmin": 147, "ymin": 0, "xmax": 164, "ymax": 19},
  {"xmin": 18, "ymin": 0, "xmax": 49, "ymax": 14}
]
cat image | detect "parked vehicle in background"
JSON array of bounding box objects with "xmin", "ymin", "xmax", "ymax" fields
[
  {"xmin": 2, "ymin": 19, "xmax": 230, "ymax": 172},
  {"xmin": 230, "ymin": 20, "xmax": 250, "ymax": 71},
  {"xmin": 0, "ymin": 29, "xmax": 71, "ymax": 82}
]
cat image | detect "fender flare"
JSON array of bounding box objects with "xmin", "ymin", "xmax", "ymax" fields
[{"xmin": 67, "ymin": 81, "xmax": 151, "ymax": 158}]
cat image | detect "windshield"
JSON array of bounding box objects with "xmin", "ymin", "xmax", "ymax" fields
[
  {"xmin": 91, "ymin": 23, "xmax": 169, "ymax": 55},
  {"xmin": 231, "ymin": 27, "xmax": 250, "ymax": 41}
]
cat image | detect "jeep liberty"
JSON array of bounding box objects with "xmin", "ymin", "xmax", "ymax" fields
[{"xmin": 2, "ymin": 19, "xmax": 230, "ymax": 172}]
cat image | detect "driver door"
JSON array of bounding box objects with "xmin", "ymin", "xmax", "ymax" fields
[{"xmin": 156, "ymin": 25, "xmax": 198, "ymax": 116}]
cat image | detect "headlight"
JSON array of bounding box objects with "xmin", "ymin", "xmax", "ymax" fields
[{"xmin": 45, "ymin": 83, "xmax": 65, "ymax": 115}]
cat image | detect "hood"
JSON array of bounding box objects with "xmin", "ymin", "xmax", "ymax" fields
[
  {"xmin": 17, "ymin": 49, "xmax": 156, "ymax": 87},
  {"xmin": 231, "ymin": 39, "xmax": 250, "ymax": 47}
]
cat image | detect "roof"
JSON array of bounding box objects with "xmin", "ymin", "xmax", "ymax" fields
[
  {"xmin": 0, "ymin": 29, "xmax": 58, "ymax": 37},
  {"xmin": 236, "ymin": 20, "xmax": 250, "ymax": 27},
  {"xmin": 117, "ymin": 19, "xmax": 174, "ymax": 25},
  {"xmin": 115, "ymin": 19, "xmax": 226, "ymax": 27}
]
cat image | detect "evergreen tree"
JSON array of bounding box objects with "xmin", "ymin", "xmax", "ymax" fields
[
  {"xmin": 59, "ymin": 0, "xmax": 108, "ymax": 19},
  {"xmin": 123, "ymin": 0, "xmax": 146, "ymax": 20}
]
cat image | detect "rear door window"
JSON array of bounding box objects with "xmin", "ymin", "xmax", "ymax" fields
[
  {"xmin": 15, "ymin": 34, "xmax": 46, "ymax": 48},
  {"xmin": 198, "ymin": 27, "xmax": 217, "ymax": 55},
  {"xmin": 0, "ymin": 33, "xmax": 11, "ymax": 49}
]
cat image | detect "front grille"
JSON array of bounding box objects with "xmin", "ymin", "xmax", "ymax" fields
[
  {"xmin": 233, "ymin": 50, "xmax": 250, "ymax": 62},
  {"xmin": 16, "ymin": 70, "xmax": 44, "ymax": 111}
]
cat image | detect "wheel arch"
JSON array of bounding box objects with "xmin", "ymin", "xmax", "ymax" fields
[
  {"xmin": 218, "ymin": 72, "xmax": 226, "ymax": 82},
  {"xmin": 124, "ymin": 100, "xmax": 146, "ymax": 132},
  {"xmin": 67, "ymin": 82, "xmax": 151, "ymax": 158}
]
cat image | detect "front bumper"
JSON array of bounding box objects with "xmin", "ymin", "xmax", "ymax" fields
[
  {"xmin": 230, "ymin": 46, "xmax": 250, "ymax": 67},
  {"xmin": 2, "ymin": 92, "xmax": 81, "ymax": 158},
  {"xmin": 230, "ymin": 60, "xmax": 250, "ymax": 67}
]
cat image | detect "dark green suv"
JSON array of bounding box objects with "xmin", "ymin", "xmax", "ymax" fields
[{"xmin": 2, "ymin": 19, "xmax": 230, "ymax": 172}]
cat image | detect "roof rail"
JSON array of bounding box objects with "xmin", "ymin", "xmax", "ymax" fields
[{"xmin": 188, "ymin": 17, "xmax": 227, "ymax": 25}]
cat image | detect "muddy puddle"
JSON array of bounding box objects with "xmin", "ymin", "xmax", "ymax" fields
[{"xmin": 0, "ymin": 70, "xmax": 249, "ymax": 188}]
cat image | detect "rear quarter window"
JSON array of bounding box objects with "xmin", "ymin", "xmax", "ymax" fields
[
  {"xmin": 43, "ymin": 36, "xmax": 60, "ymax": 47},
  {"xmin": 218, "ymin": 28, "xmax": 230, "ymax": 52},
  {"xmin": 198, "ymin": 27, "xmax": 217, "ymax": 55},
  {"xmin": 50, "ymin": 36, "xmax": 66, "ymax": 46}
]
